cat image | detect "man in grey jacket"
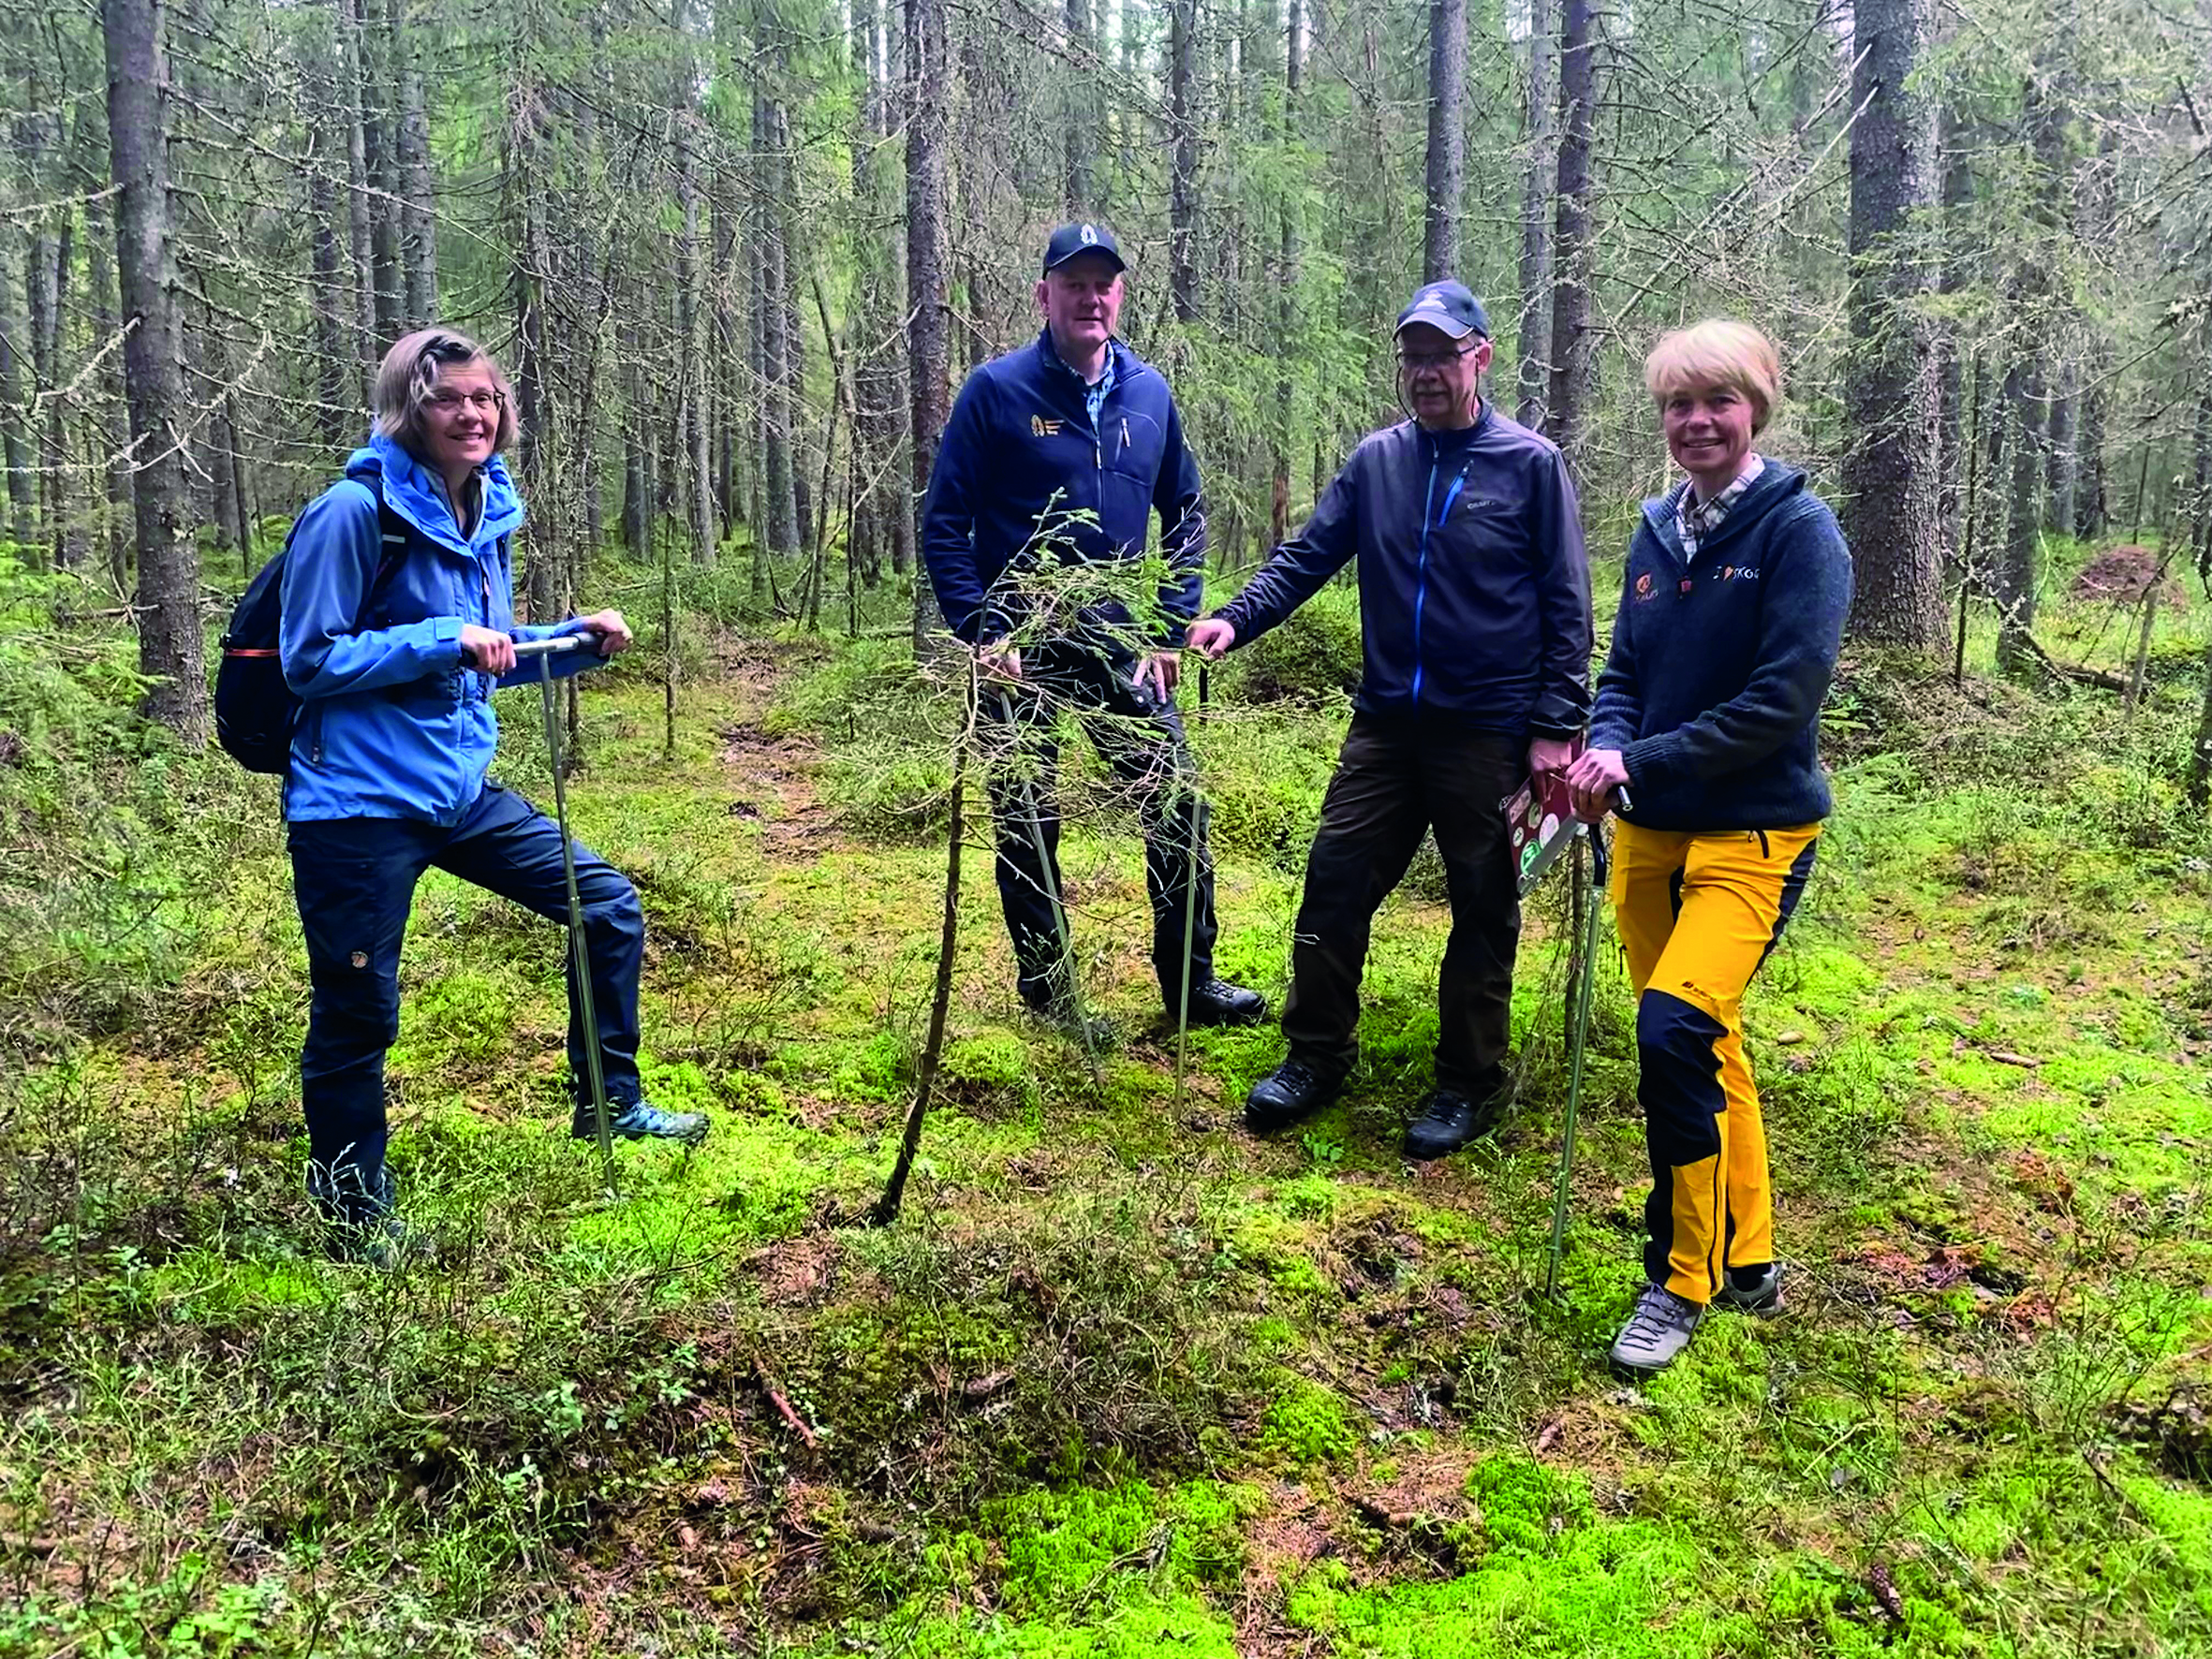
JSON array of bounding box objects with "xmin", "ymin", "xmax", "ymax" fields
[{"xmin": 1188, "ymin": 282, "xmax": 1591, "ymax": 1158}]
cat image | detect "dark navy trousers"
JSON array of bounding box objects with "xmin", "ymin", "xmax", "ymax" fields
[{"xmin": 287, "ymin": 783, "xmax": 645, "ymax": 1184}]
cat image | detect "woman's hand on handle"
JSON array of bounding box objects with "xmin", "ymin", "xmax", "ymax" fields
[
  {"xmin": 1565, "ymin": 747, "xmax": 1630, "ymax": 823},
  {"xmin": 579, "ymin": 609, "xmax": 633, "ymax": 656}
]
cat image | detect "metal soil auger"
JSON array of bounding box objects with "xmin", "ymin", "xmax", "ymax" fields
[
  {"xmin": 512, "ymin": 635, "xmax": 617, "ymax": 1197},
  {"xmin": 1543, "ymin": 827, "xmax": 1612, "ymax": 1299}
]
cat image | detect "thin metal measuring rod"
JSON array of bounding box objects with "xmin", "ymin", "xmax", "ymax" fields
[
  {"xmin": 994, "ymin": 687, "xmax": 1098, "ymax": 1068},
  {"xmin": 514, "ymin": 635, "xmax": 617, "ymax": 1196},
  {"xmin": 1172, "ymin": 665, "xmax": 1210, "ymax": 1105},
  {"xmin": 1544, "ymin": 829, "xmax": 1611, "ymax": 1299}
]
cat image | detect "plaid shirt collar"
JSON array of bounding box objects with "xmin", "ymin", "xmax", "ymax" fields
[{"xmin": 1675, "ymin": 452, "xmax": 1764, "ymax": 565}]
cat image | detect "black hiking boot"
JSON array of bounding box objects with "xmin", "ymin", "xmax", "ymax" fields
[
  {"xmin": 571, "ymin": 1100, "xmax": 711, "ymax": 1145},
  {"xmin": 1402, "ymin": 1088, "xmax": 1508, "ymax": 1161},
  {"xmin": 1715, "ymin": 1261, "xmax": 1784, "ymax": 1316},
  {"xmin": 1166, "ymin": 976, "xmax": 1268, "ymax": 1028},
  {"xmin": 1244, "ymin": 1058, "xmax": 1345, "ymax": 1133}
]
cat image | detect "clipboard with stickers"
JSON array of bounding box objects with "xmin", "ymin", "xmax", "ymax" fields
[{"xmin": 1502, "ymin": 740, "xmax": 1588, "ymax": 897}]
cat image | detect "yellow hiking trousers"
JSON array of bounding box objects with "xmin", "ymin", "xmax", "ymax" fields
[{"xmin": 1610, "ymin": 821, "xmax": 1820, "ymax": 1304}]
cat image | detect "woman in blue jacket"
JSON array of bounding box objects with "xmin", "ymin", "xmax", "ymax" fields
[
  {"xmin": 1565, "ymin": 320, "xmax": 1851, "ymax": 1374},
  {"xmin": 282, "ymin": 328, "xmax": 707, "ymax": 1262}
]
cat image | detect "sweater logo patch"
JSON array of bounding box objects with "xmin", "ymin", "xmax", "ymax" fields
[
  {"xmin": 1634, "ymin": 572, "xmax": 1655, "ymax": 601},
  {"xmin": 1719, "ymin": 565, "xmax": 1759, "ymax": 581},
  {"xmin": 1031, "ymin": 416, "xmax": 1065, "ymax": 437}
]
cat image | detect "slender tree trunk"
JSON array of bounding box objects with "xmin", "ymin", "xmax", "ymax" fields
[
  {"xmin": 1935, "ymin": 107, "xmax": 1971, "ymax": 568},
  {"xmin": 1422, "ymin": 0, "xmax": 1467, "ymax": 281},
  {"xmin": 1168, "ymin": 0, "xmax": 1199, "ymax": 323},
  {"xmin": 104, "ymin": 0, "xmax": 207, "ymax": 743},
  {"xmin": 677, "ymin": 110, "xmax": 716, "ymax": 563},
  {"xmin": 2045, "ymin": 362, "xmax": 2078, "ymax": 536},
  {"xmin": 1515, "ymin": 0, "xmax": 1555, "ymax": 430},
  {"xmin": 363, "ymin": 0, "xmax": 403, "ymax": 338},
  {"xmin": 757, "ymin": 87, "xmax": 799, "ymax": 560},
  {"xmin": 907, "ymin": 0, "xmax": 950, "ymax": 652},
  {"xmin": 0, "ymin": 242, "xmax": 31, "ymax": 547},
  {"xmin": 339, "ymin": 0, "xmax": 377, "ymax": 397},
  {"xmin": 1839, "ymin": 0, "xmax": 1942, "ymax": 649},
  {"xmin": 1271, "ymin": 0, "xmax": 1303, "ymax": 549},
  {"xmin": 81, "ymin": 190, "xmax": 132, "ymax": 589},
  {"xmin": 1545, "ymin": 0, "xmax": 1595, "ymax": 473},
  {"xmin": 509, "ymin": 81, "xmax": 556, "ymax": 622},
  {"xmin": 310, "ymin": 119, "xmax": 351, "ymax": 449},
  {"xmin": 1995, "ymin": 358, "xmax": 2044, "ymax": 671},
  {"xmin": 1064, "ymin": 0, "xmax": 1095, "ymax": 213},
  {"xmin": 389, "ymin": 0, "xmax": 437, "ymax": 321}
]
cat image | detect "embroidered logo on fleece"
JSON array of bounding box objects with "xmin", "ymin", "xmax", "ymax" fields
[{"xmin": 1031, "ymin": 416, "xmax": 1065, "ymax": 437}]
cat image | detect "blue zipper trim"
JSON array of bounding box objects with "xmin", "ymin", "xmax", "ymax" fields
[{"xmin": 1412, "ymin": 455, "xmax": 1438, "ymax": 704}]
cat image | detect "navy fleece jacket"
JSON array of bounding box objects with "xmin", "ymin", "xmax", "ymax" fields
[
  {"xmin": 1215, "ymin": 407, "xmax": 1591, "ymax": 736},
  {"xmin": 1589, "ymin": 463, "xmax": 1851, "ymax": 830}
]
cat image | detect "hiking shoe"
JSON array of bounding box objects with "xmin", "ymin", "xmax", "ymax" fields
[
  {"xmin": 1609, "ymin": 1282, "xmax": 1705, "ymax": 1375},
  {"xmin": 1168, "ymin": 977, "xmax": 1268, "ymax": 1028},
  {"xmin": 1715, "ymin": 1262, "xmax": 1784, "ymax": 1316},
  {"xmin": 1402, "ymin": 1088, "xmax": 1507, "ymax": 1161},
  {"xmin": 572, "ymin": 1100, "xmax": 711, "ymax": 1145},
  {"xmin": 1244, "ymin": 1058, "xmax": 1344, "ymax": 1133}
]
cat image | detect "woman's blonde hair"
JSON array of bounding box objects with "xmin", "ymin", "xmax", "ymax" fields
[
  {"xmin": 372, "ymin": 327, "xmax": 518, "ymax": 457},
  {"xmin": 1644, "ymin": 320, "xmax": 1781, "ymax": 433}
]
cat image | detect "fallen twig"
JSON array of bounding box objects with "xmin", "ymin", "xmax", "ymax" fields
[{"xmin": 754, "ymin": 1357, "xmax": 818, "ymax": 1449}]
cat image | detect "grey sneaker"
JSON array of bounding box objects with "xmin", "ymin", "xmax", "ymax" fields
[
  {"xmin": 1610, "ymin": 1282, "xmax": 1705, "ymax": 1374},
  {"xmin": 1715, "ymin": 1262, "xmax": 1783, "ymax": 1316},
  {"xmin": 573, "ymin": 1101, "xmax": 710, "ymax": 1145}
]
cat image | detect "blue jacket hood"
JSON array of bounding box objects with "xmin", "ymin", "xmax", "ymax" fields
[{"xmin": 346, "ymin": 433, "xmax": 527, "ymax": 556}]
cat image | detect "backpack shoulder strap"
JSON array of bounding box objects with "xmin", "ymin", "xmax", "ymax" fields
[{"xmin": 360, "ymin": 477, "xmax": 414, "ymax": 624}]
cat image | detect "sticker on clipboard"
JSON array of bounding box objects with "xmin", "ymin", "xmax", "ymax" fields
[{"xmin": 1503, "ymin": 744, "xmax": 1588, "ymax": 897}]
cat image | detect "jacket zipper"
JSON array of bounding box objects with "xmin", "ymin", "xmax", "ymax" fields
[
  {"xmin": 1410, "ymin": 450, "xmax": 1473, "ymax": 709},
  {"xmin": 1412, "ymin": 457, "xmax": 1438, "ymax": 704}
]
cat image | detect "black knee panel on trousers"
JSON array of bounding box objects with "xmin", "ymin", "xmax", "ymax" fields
[{"xmin": 1635, "ymin": 989, "xmax": 1729, "ymax": 1167}]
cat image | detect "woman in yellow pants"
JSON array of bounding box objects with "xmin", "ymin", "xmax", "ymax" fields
[{"xmin": 1565, "ymin": 320, "xmax": 1851, "ymax": 1374}]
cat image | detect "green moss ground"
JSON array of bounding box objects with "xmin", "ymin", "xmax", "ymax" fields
[{"xmin": 2, "ymin": 565, "xmax": 2209, "ymax": 1656}]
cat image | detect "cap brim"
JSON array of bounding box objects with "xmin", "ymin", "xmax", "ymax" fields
[
  {"xmin": 1044, "ymin": 247, "xmax": 1127, "ymax": 274},
  {"xmin": 1394, "ymin": 313, "xmax": 1477, "ymax": 340}
]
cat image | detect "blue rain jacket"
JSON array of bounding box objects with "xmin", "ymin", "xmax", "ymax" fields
[{"xmin": 279, "ymin": 433, "xmax": 601, "ymax": 825}]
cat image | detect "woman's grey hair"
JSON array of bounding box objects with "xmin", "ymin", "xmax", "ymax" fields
[{"xmin": 372, "ymin": 327, "xmax": 518, "ymax": 457}]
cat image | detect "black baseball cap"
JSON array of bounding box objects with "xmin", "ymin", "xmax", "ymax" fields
[
  {"xmin": 1042, "ymin": 222, "xmax": 1127, "ymax": 275},
  {"xmin": 1394, "ymin": 281, "xmax": 1491, "ymax": 340}
]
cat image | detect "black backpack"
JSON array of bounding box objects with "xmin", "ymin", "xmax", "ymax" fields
[{"xmin": 215, "ymin": 488, "xmax": 411, "ymax": 773}]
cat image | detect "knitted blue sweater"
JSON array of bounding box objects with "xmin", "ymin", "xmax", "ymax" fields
[{"xmin": 1589, "ymin": 463, "xmax": 1852, "ymax": 831}]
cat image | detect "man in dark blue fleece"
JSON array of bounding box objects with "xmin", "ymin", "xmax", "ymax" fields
[
  {"xmin": 921, "ymin": 224, "xmax": 1263, "ymax": 1037},
  {"xmin": 1188, "ymin": 282, "xmax": 1591, "ymax": 1157}
]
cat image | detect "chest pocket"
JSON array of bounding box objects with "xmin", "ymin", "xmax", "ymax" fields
[
  {"xmin": 1436, "ymin": 489, "xmax": 1533, "ymax": 565},
  {"xmin": 1099, "ymin": 411, "xmax": 1166, "ymax": 553}
]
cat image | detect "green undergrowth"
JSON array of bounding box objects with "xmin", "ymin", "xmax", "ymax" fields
[{"xmin": 3, "ymin": 558, "xmax": 2210, "ymax": 1655}]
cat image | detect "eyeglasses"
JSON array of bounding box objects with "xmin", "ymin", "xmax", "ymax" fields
[
  {"xmin": 1396, "ymin": 346, "xmax": 1478, "ymax": 373},
  {"xmin": 424, "ymin": 389, "xmax": 507, "ymax": 415}
]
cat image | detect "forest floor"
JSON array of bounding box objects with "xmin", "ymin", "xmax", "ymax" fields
[{"xmin": 3, "ymin": 565, "xmax": 2211, "ymax": 1657}]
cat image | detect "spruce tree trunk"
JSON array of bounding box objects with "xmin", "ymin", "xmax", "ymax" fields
[
  {"xmin": 1545, "ymin": 0, "xmax": 1595, "ymax": 474},
  {"xmin": 310, "ymin": 120, "xmax": 352, "ymax": 449},
  {"xmin": 363, "ymin": 0, "xmax": 403, "ymax": 338},
  {"xmin": 81, "ymin": 191, "xmax": 133, "ymax": 589},
  {"xmin": 1422, "ymin": 0, "xmax": 1467, "ymax": 282},
  {"xmin": 390, "ymin": 0, "xmax": 437, "ymax": 322},
  {"xmin": 1935, "ymin": 108, "xmax": 1971, "ymax": 568},
  {"xmin": 1064, "ymin": 0, "xmax": 1094, "ymax": 213},
  {"xmin": 1995, "ymin": 359, "xmax": 2044, "ymax": 672},
  {"xmin": 0, "ymin": 243, "xmax": 31, "ymax": 547},
  {"xmin": 907, "ymin": 0, "xmax": 950, "ymax": 653},
  {"xmin": 1168, "ymin": 0, "xmax": 1199, "ymax": 324},
  {"xmin": 1271, "ymin": 0, "xmax": 1302, "ymax": 549},
  {"xmin": 1839, "ymin": 0, "xmax": 1942, "ymax": 649},
  {"xmin": 103, "ymin": 0, "xmax": 207, "ymax": 743},
  {"xmin": 338, "ymin": 0, "xmax": 377, "ymax": 398},
  {"xmin": 1514, "ymin": 0, "xmax": 1554, "ymax": 431}
]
